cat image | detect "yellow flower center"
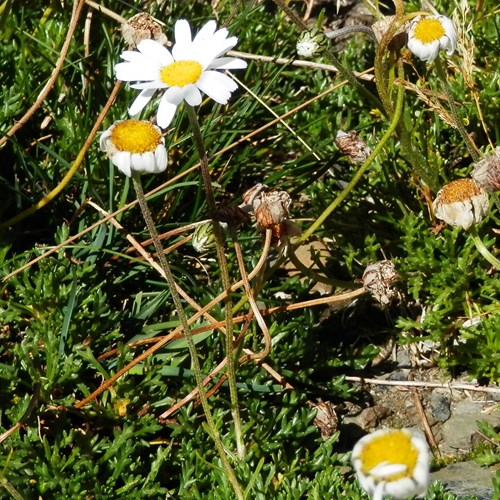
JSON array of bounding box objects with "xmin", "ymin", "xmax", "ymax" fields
[
  {"xmin": 414, "ymin": 18, "xmax": 445, "ymax": 44},
  {"xmin": 439, "ymin": 179, "xmax": 482, "ymax": 204},
  {"xmin": 110, "ymin": 120, "xmax": 162, "ymax": 154},
  {"xmin": 360, "ymin": 430, "xmax": 418, "ymax": 482},
  {"xmin": 160, "ymin": 60, "xmax": 203, "ymax": 87}
]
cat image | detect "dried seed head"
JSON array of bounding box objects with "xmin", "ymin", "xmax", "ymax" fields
[
  {"xmin": 362, "ymin": 260, "xmax": 398, "ymax": 306},
  {"xmin": 371, "ymin": 15, "xmax": 409, "ymax": 50},
  {"xmin": 269, "ymin": 220, "xmax": 302, "ymax": 247},
  {"xmin": 241, "ymin": 183, "xmax": 269, "ymax": 210},
  {"xmin": 335, "ymin": 130, "xmax": 371, "ymax": 164},
  {"xmin": 432, "ymin": 178, "xmax": 489, "ymax": 230},
  {"xmin": 254, "ymin": 190, "xmax": 292, "ymax": 228},
  {"xmin": 121, "ymin": 13, "xmax": 168, "ymax": 47},
  {"xmin": 471, "ymin": 149, "xmax": 500, "ymax": 192}
]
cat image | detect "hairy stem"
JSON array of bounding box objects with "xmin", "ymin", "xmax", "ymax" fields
[
  {"xmin": 131, "ymin": 172, "xmax": 243, "ymax": 498},
  {"xmin": 185, "ymin": 104, "xmax": 245, "ymax": 459}
]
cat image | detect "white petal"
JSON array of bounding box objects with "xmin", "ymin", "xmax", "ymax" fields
[
  {"xmin": 119, "ymin": 50, "xmax": 147, "ymax": 63},
  {"xmin": 137, "ymin": 39, "xmax": 174, "ymax": 65},
  {"xmin": 209, "ymin": 57, "xmax": 248, "ymax": 70},
  {"xmin": 164, "ymin": 86, "xmax": 187, "ymax": 105},
  {"xmin": 196, "ymin": 71, "xmax": 238, "ymax": 104},
  {"xmin": 115, "ymin": 62, "xmax": 159, "ymax": 82},
  {"xmin": 112, "ymin": 151, "xmax": 132, "ymax": 177},
  {"xmin": 154, "ymin": 146, "xmax": 168, "ymax": 172},
  {"xmin": 99, "ymin": 129, "xmax": 112, "ymax": 151},
  {"xmin": 193, "ymin": 20, "xmax": 217, "ymax": 43},
  {"xmin": 128, "ymin": 88, "xmax": 156, "ymax": 116},
  {"xmin": 157, "ymin": 94, "xmax": 178, "ymax": 128},
  {"xmin": 130, "ymin": 81, "xmax": 166, "ymax": 90},
  {"xmin": 183, "ymin": 84, "xmax": 202, "ymax": 106},
  {"xmin": 174, "ymin": 19, "xmax": 192, "ymax": 47}
]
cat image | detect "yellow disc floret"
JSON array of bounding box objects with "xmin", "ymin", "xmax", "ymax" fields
[
  {"xmin": 414, "ymin": 18, "xmax": 446, "ymax": 44},
  {"xmin": 160, "ymin": 60, "xmax": 203, "ymax": 87},
  {"xmin": 111, "ymin": 120, "xmax": 162, "ymax": 153},
  {"xmin": 360, "ymin": 430, "xmax": 418, "ymax": 481},
  {"xmin": 439, "ymin": 178, "xmax": 482, "ymax": 204}
]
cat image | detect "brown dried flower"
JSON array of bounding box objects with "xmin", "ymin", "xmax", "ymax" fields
[
  {"xmin": 335, "ymin": 130, "xmax": 371, "ymax": 164},
  {"xmin": 254, "ymin": 190, "xmax": 291, "ymax": 228},
  {"xmin": 471, "ymin": 149, "xmax": 500, "ymax": 192},
  {"xmin": 362, "ymin": 260, "xmax": 398, "ymax": 306},
  {"xmin": 121, "ymin": 13, "xmax": 168, "ymax": 47},
  {"xmin": 432, "ymin": 178, "xmax": 489, "ymax": 230}
]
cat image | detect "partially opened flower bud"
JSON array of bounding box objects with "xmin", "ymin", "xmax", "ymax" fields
[
  {"xmin": 352, "ymin": 428, "xmax": 431, "ymax": 500},
  {"xmin": 335, "ymin": 130, "xmax": 371, "ymax": 164},
  {"xmin": 254, "ymin": 190, "xmax": 291, "ymax": 229},
  {"xmin": 433, "ymin": 178, "xmax": 489, "ymax": 230},
  {"xmin": 296, "ymin": 28, "xmax": 327, "ymax": 58},
  {"xmin": 192, "ymin": 222, "xmax": 216, "ymax": 253},
  {"xmin": 471, "ymin": 150, "xmax": 500, "ymax": 192},
  {"xmin": 362, "ymin": 260, "xmax": 398, "ymax": 306},
  {"xmin": 121, "ymin": 12, "xmax": 169, "ymax": 47}
]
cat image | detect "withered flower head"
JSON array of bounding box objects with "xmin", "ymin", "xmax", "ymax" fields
[
  {"xmin": 254, "ymin": 190, "xmax": 292, "ymax": 229},
  {"xmin": 362, "ymin": 260, "xmax": 398, "ymax": 306},
  {"xmin": 433, "ymin": 178, "xmax": 489, "ymax": 230},
  {"xmin": 241, "ymin": 183, "xmax": 269, "ymax": 211},
  {"xmin": 121, "ymin": 12, "xmax": 169, "ymax": 47},
  {"xmin": 471, "ymin": 149, "xmax": 500, "ymax": 192},
  {"xmin": 335, "ymin": 130, "xmax": 371, "ymax": 164}
]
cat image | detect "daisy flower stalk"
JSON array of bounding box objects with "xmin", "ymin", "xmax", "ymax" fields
[
  {"xmin": 100, "ymin": 121, "xmax": 244, "ymax": 498},
  {"xmin": 352, "ymin": 428, "xmax": 431, "ymax": 500},
  {"xmin": 115, "ymin": 19, "xmax": 247, "ymax": 128}
]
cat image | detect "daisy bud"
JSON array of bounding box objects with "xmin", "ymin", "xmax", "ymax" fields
[
  {"xmin": 192, "ymin": 222, "xmax": 216, "ymax": 253},
  {"xmin": 407, "ymin": 15, "xmax": 457, "ymax": 63},
  {"xmin": 432, "ymin": 178, "xmax": 489, "ymax": 230},
  {"xmin": 471, "ymin": 149, "xmax": 500, "ymax": 192},
  {"xmin": 362, "ymin": 260, "xmax": 398, "ymax": 306},
  {"xmin": 100, "ymin": 120, "xmax": 167, "ymax": 177},
  {"xmin": 352, "ymin": 428, "xmax": 431, "ymax": 500},
  {"xmin": 254, "ymin": 191, "xmax": 291, "ymax": 229},
  {"xmin": 335, "ymin": 130, "xmax": 371, "ymax": 164},
  {"xmin": 296, "ymin": 29, "xmax": 327, "ymax": 58},
  {"xmin": 121, "ymin": 12, "xmax": 168, "ymax": 47}
]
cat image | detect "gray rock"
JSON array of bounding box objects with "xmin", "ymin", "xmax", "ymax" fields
[
  {"xmin": 441, "ymin": 400, "xmax": 500, "ymax": 454},
  {"xmin": 432, "ymin": 461, "xmax": 495, "ymax": 500},
  {"xmin": 429, "ymin": 391, "xmax": 452, "ymax": 422}
]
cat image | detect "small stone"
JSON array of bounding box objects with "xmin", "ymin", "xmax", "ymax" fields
[{"xmin": 429, "ymin": 392, "xmax": 451, "ymax": 422}]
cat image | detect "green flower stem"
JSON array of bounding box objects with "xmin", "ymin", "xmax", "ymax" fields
[
  {"xmin": 185, "ymin": 104, "xmax": 245, "ymax": 459},
  {"xmin": 468, "ymin": 225, "xmax": 500, "ymax": 270},
  {"xmin": 298, "ymin": 60, "xmax": 406, "ymax": 244},
  {"xmin": 131, "ymin": 172, "xmax": 243, "ymax": 499},
  {"xmin": 373, "ymin": 15, "xmax": 437, "ymax": 190},
  {"xmin": 272, "ymin": 0, "xmax": 383, "ymax": 112},
  {"xmin": 434, "ymin": 56, "xmax": 481, "ymax": 162}
]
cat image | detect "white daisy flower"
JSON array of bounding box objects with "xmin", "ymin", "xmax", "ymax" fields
[
  {"xmin": 100, "ymin": 120, "xmax": 167, "ymax": 177},
  {"xmin": 407, "ymin": 15, "xmax": 457, "ymax": 63},
  {"xmin": 115, "ymin": 19, "xmax": 247, "ymax": 128},
  {"xmin": 433, "ymin": 178, "xmax": 489, "ymax": 230},
  {"xmin": 352, "ymin": 428, "xmax": 431, "ymax": 500}
]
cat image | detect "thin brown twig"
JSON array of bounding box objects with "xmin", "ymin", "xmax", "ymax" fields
[{"xmin": 408, "ymin": 373, "xmax": 441, "ymax": 457}]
